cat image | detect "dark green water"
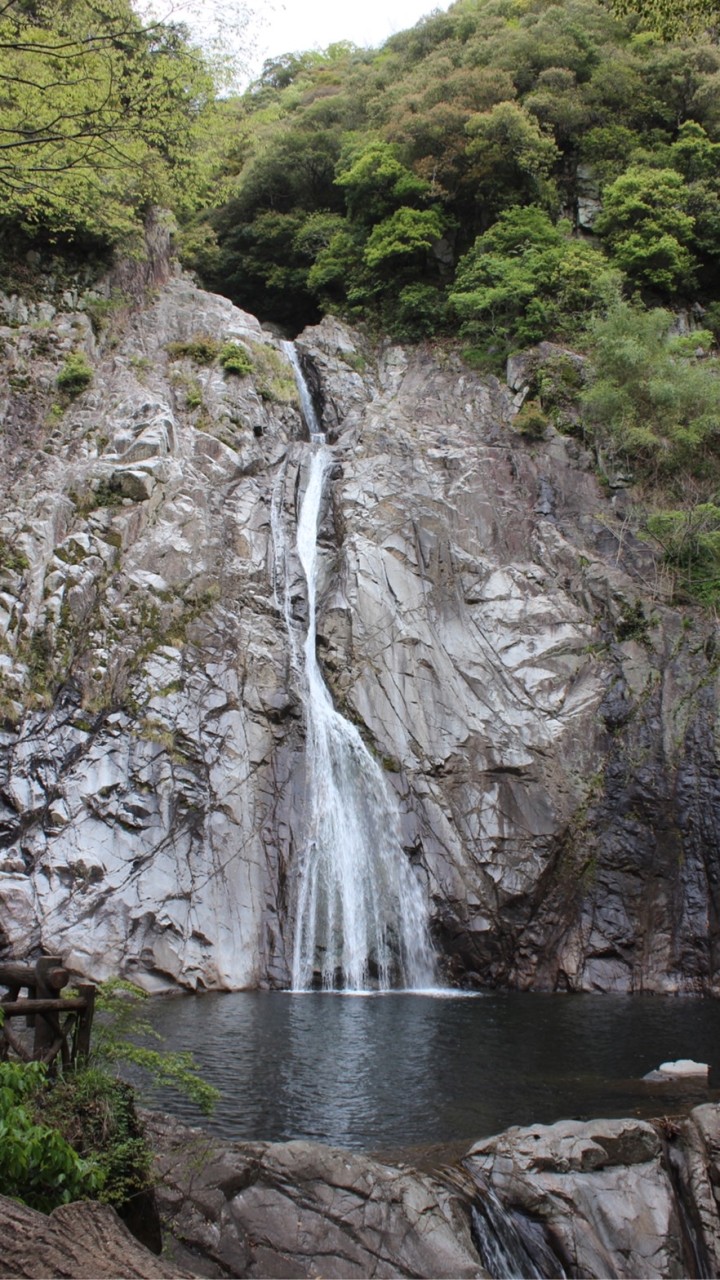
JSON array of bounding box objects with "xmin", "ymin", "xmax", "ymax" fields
[{"xmin": 145, "ymin": 990, "xmax": 720, "ymax": 1151}]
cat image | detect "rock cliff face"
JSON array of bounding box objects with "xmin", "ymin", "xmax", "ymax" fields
[{"xmin": 0, "ymin": 265, "xmax": 718, "ymax": 993}]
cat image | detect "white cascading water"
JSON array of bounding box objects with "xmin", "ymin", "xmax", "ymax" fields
[
  {"xmin": 281, "ymin": 340, "xmax": 326, "ymax": 443},
  {"xmin": 278, "ymin": 343, "xmax": 436, "ymax": 992}
]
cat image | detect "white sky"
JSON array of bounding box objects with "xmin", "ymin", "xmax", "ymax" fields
[
  {"xmin": 256, "ymin": 0, "xmax": 454, "ymax": 67},
  {"xmin": 148, "ymin": 0, "xmax": 455, "ymax": 83}
]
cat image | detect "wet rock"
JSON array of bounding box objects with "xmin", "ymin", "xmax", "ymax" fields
[
  {"xmin": 464, "ymin": 1114, "xmax": 715, "ymax": 1278},
  {"xmin": 0, "ymin": 269, "xmax": 719, "ymax": 995}
]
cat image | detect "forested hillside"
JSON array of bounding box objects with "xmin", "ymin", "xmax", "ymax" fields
[
  {"xmin": 2, "ymin": 0, "xmax": 720, "ymax": 600},
  {"xmin": 182, "ymin": 0, "xmax": 720, "ymax": 340}
]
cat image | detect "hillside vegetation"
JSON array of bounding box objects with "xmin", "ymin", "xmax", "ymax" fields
[
  {"xmin": 181, "ymin": 0, "xmax": 720, "ymax": 338},
  {"xmin": 1, "ymin": 0, "xmax": 720, "ymax": 600},
  {"xmin": 180, "ymin": 0, "xmax": 720, "ymax": 601}
]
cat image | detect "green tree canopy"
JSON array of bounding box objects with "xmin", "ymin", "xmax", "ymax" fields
[
  {"xmin": 583, "ymin": 303, "xmax": 720, "ymax": 481},
  {"xmin": 450, "ymin": 205, "xmax": 622, "ymax": 357},
  {"xmin": 594, "ymin": 166, "xmax": 696, "ymax": 294},
  {"xmin": 0, "ymin": 0, "xmax": 214, "ymax": 245},
  {"xmin": 335, "ymin": 139, "xmax": 430, "ymax": 225}
]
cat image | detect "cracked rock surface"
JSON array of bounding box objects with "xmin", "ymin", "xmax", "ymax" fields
[
  {"xmin": 0, "ymin": 267, "xmax": 719, "ymax": 992},
  {"xmin": 146, "ymin": 1111, "xmax": 486, "ymax": 1279},
  {"xmin": 146, "ymin": 1107, "xmax": 720, "ymax": 1280}
]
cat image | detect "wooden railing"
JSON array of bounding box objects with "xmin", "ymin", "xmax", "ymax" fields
[{"xmin": 0, "ymin": 956, "xmax": 95, "ymax": 1069}]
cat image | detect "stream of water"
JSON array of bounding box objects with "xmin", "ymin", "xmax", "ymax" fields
[{"xmin": 291, "ymin": 449, "xmax": 435, "ymax": 991}]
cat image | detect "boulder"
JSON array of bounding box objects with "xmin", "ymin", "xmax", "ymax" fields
[
  {"xmin": 145, "ymin": 1111, "xmax": 487, "ymax": 1279},
  {"xmin": 0, "ymin": 1195, "xmax": 193, "ymax": 1279}
]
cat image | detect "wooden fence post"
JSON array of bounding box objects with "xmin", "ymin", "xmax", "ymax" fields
[
  {"xmin": 32, "ymin": 956, "xmax": 64, "ymax": 1063},
  {"xmin": 74, "ymin": 984, "xmax": 96, "ymax": 1064}
]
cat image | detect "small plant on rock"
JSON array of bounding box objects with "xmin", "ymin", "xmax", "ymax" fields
[
  {"xmin": 219, "ymin": 341, "xmax": 252, "ymax": 376},
  {"xmin": 512, "ymin": 398, "xmax": 549, "ymax": 439},
  {"xmin": 166, "ymin": 334, "xmax": 220, "ymax": 364},
  {"xmin": 56, "ymin": 352, "xmax": 93, "ymax": 397},
  {"xmin": 0, "ymin": 1059, "xmax": 101, "ymax": 1212}
]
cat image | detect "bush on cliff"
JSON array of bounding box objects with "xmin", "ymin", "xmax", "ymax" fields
[
  {"xmin": 449, "ymin": 207, "xmax": 622, "ymax": 365},
  {"xmin": 0, "ymin": 1059, "xmax": 100, "ymax": 1212},
  {"xmin": 582, "ymin": 303, "xmax": 720, "ymax": 485}
]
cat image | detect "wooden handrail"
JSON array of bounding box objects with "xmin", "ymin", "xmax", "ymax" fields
[
  {"xmin": 0, "ymin": 998, "xmax": 88, "ymax": 1015},
  {"xmin": 0, "ymin": 963, "xmax": 69, "ymax": 991},
  {"xmin": 0, "ymin": 956, "xmax": 96, "ymax": 1068}
]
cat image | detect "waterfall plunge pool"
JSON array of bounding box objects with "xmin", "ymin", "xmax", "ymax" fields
[{"xmin": 143, "ymin": 990, "xmax": 720, "ymax": 1155}]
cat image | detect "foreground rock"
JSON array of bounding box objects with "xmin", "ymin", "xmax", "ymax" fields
[
  {"xmin": 3, "ymin": 1106, "xmax": 720, "ymax": 1279},
  {"xmin": 144, "ymin": 1106, "xmax": 720, "ymax": 1280},
  {"xmin": 0, "ymin": 1195, "xmax": 193, "ymax": 1279},
  {"xmin": 146, "ymin": 1112, "xmax": 486, "ymax": 1279},
  {"xmin": 465, "ymin": 1106, "xmax": 720, "ymax": 1278}
]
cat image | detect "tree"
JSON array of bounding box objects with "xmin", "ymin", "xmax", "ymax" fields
[
  {"xmin": 610, "ymin": 0, "xmax": 720, "ymax": 39},
  {"xmin": 594, "ymin": 166, "xmax": 696, "ymax": 295},
  {"xmin": 464, "ymin": 102, "xmax": 560, "ymax": 216},
  {"xmin": 582, "ymin": 303, "xmax": 720, "ymax": 482},
  {"xmin": 335, "ymin": 138, "xmax": 430, "ymax": 225},
  {"xmin": 0, "ymin": 0, "xmax": 214, "ymax": 244},
  {"xmin": 450, "ymin": 206, "xmax": 622, "ymax": 358}
]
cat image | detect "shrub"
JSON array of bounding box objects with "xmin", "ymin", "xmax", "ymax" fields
[
  {"xmin": 450, "ymin": 207, "xmax": 622, "ymax": 360},
  {"xmin": 583, "ymin": 303, "xmax": 720, "ymax": 484},
  {"xmin": 40, "ymin": 1068, "xmax": 152, "ymax": 1211},
  {"xmin": 219, "ymin": 342, "xmax": 252, "ymax": 376},
  {"xmin": 251, "ymin": 343, "xmax": 298, "ymax": 404},
  {"xmin": 0, "ymin": 1060, "xmax": 100, "ymax": 1212},
  {"xmin": 91, "ymin": 978, "xmax": 219, "ymax": 1115},
  {"xmin": 56, "ymin": 352, "xmax": 93, "ymax": 396},
  {"xmin": 646, "ymin": 504, "xmax": 720, "ymax": 603},
  {"xmin": 166, "ymin": 335, "xmax": 221, "ymax": 364},
  {"xmin": 512, "ymin": 398, "xmax": 550, "ymax": 439}
]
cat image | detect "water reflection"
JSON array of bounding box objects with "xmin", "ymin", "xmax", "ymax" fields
[{"xmin": 144, "ymin": 991, "xmax": 720, "ymax": 1151}]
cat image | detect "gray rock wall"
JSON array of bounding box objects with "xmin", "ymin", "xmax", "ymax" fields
[{"xmin": 0, "ymin": 270, "xmax": 718, "ymax": 993}]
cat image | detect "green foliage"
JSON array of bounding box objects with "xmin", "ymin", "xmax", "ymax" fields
[
  {"xmin": 250, "ymin": 343, "xmax": 299, "ymax": 405},
  {"xmin": 219, "ymin": 342, "xmax": 252, "ymax": 376},
  {"xmin": 0, "ymin": 537, "xmax": 29, "ymax": 575},
  {"xmin": 184, "ymin": 379, "xmax": 203, "ymax": 411},
  {"xmin": 513, "ymin": 399, "xmax": 550, "ymax": 439},
  {"xmin": 0, "ymin": 0, "xmax": 215, "ymax": 248},
  {"xmin": 536, "ymin": 352, "xmax": 587, "ymax": 433},
  {"xmin": 363, "ymin": 207, "xmax": 446, "ymax": 270},
  {"xmin": 56, "ymin": 352, "xmax": 93, "ymax": 396},
  {"xmin": 335, "ymin": 139, "xmax": 430, "ymax": 224},
  {"xmin": 450, "ymin": 206, "xmax": 622, "ymax": 358},
  {"xmin": 0, "ymin": 1060, "xmax": 100, "ymax": 1212},
  {"xmin": 166, "ymin": 335, "xmax": 221, "ymax": 364},
  {"xmin": 464, "ymin": 101, "xmax": 560, "ymax": 214},
  {"xmin": 389, "ymin": 283, "xmax": 449, "ymax": 340},
  {"xmin": 183, "ymin": 0, "xmax": 720, "ymax": 337},
  {"xmin": 40, "ymin": 1068, "xmax": 152, "ymax": 1210},
  {"xmin": 610, "ymin": 0, "xmax": 719, "ymax": 39},
  {"xmin": 583, "ymin": 303, "xmax": 720, "ymax": 483},
  {"xmin": 594, "ymin": 167, "xmax": 696, "ymax": 295},
  {"xmin": 647, "ymin": 504, "xmax": 720, "ymax": 602},
  {"xmin": 91, "ymin": 979, "xmax": 219, "ymax": 1115}
]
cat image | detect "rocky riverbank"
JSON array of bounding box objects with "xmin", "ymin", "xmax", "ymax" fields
[{"xmin": 3, "ymin": 1104, "xmax": 719, "ymax": 1278}]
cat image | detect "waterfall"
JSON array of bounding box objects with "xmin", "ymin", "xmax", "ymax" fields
[
  {"xmin": 281, "ymin": 340, "xmax": 326, "ymax": 443},
  {"xmin": 470, "ymin": 1193, "xmax": 567, "ymax": 1280},
  {"xmin": 277, "ymin": 340, "xmax": 435, "ymax": 992},
  {"xmin": 291, "ymin": 449, "xmax": 436, "ymax": 992}
]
